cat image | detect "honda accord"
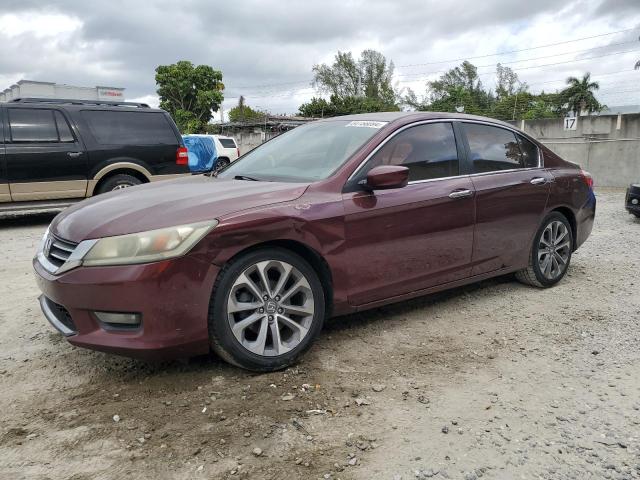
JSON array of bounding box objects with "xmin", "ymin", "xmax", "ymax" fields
[{"xmin": 34, "ymin": 112, "xmax": 596, "ymax": 371}]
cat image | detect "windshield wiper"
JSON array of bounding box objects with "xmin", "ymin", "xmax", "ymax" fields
[{"xmin": 233, "ymin": 175, "xmax": 261, "ymax": 181}]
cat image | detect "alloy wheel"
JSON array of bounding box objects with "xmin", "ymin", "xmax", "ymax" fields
[
  {"xmin": 537, "ymin": 220, "xmax": 571, "ymax": 280},
  {"xmin": 112, "ymin": 183, "xmax": 132, "ymax": 190},
  {"xmin": 226, "ymin": 260, "xmax": 315, "ymax": 357}
]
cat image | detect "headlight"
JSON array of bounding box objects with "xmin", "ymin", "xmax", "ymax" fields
[{"xmin": 81, "ymin": 220, "xmax": 218, "ymax": 267}]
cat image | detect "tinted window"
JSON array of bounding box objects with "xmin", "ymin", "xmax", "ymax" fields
[
  {"xmin": 81, "ymin": 111, "xmax": 178, "ymax": 145},
  {"xmin": 9, "ymin": 109, "xmax": 58, "ymax": 142},
  {"xmin": 517, "ymin": 135, "xmax": 540, "ymax": 168},
  {"xmin": 218, "ymin": 138, "xmax": 236, "ymax": 148},
  {"xmin": 366, "ymin": 122, "xmax": 459, "ymax": 182},
  {"xmin": 464, "ymin": 123, "xmax": 524, "ymax": 173},
  {"xmin": 54, "ymin": 111, "xmax": 74, "ymax": 142}
]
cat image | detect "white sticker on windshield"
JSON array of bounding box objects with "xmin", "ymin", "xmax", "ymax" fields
[{"xmin": 345, "ymin": 121, "xmax": 387, "ymax": 129}]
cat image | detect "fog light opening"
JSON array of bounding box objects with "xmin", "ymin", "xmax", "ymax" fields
[{"xmin": 94, "ymin": 311, "xmax": 142, "ymax": 328}]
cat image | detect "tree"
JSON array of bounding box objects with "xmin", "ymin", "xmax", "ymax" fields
[
  {"xmin": 560, "ymin": 73, "xmax": 603, "ymax": 115},
  {"xmin": 428, "ymin": 61, "xmax": 483, "ymax": 101},
  {"xmin": 311, "ymin": 49, "xmax": 399, "ymax": 104},
  {"xmin": 299, "ymin": 94, "xmax": 399, "ymax": 117},
  {"xmin": 228, "ymin": 96, "xmax": 266, "ymax": 122},
  {"xmin": 155, "ymin": 60, "xmax": 224, "ymax": 133},
  {"xmin": 495, "ymin": 63, "xmax": 527, "ymax": 99},
  {"xmin": 312, "ymin": 51, "xmax": 361, "ymax": 99}
]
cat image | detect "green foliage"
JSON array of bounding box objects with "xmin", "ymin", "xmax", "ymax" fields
[
  {"xmin": 155, "ymin": 60, "xmax": 224, "ymax": 133},
  {"xmin": 300, "ymin": 49, "xmax": 400, "ymax": 117},
  {"xmin": 298, "ymin": 94, "xmax": 399, "ymax": 117},
  {"xmin": 404, "ymin": 62, "xmax": 572, "ymax": 121},
  {"xmin": 559, "ymin": 73, "xmax": 604, "ymax": 114},
  {"xmin": 228, "ymin": 96, "xmax": 266, "ymax": 122}
]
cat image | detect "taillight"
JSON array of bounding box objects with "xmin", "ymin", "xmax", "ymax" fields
[
  {"xmin": 580, "ymin": 170, "xmax": 594, "ymax": 189},
  {"xmin": 236, "ymin": 147, "xmax": 240, "ymax": 158},
  {"xmin": 176, "ymin": 146, "xmax": 188, "ymax": 165}
]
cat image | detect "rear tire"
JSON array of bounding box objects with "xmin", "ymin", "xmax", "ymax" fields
[
  {"xmin": 96, "ymin": 174, "xmax": 142, "ymax": 194},
  {"xmin": 516, "ymin": 212, "xmax": 573, "ymax": 288},
  {"xmin": 208, "ymin": 248, "xmax": 325, "ymax": 372},
  {"xmin": 215, "ymin": 158, "xmax": 230, "ymax": 171}
]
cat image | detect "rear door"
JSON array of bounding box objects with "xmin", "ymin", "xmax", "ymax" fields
[
  {"xmin": 343, "ymin": 121, "xmax": 476, "ymax": 306},
  {"xmin": 460, "ymin": 122, "xmax": 552, "ymax": 275},
  {"xmin": 79, "ymin": 109, "xmax": 187, "ymax": 179},
  {"xmin": 5, "ymin": 107, "xmax": 87, "ymax": 201},
  {"xmin": 0, "ymin": 107, "xmax": 8, "ymax": 203}
]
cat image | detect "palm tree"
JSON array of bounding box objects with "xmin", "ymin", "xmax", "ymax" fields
[{"xmin": 561, "ymin": 73, "xmax": 603, "ymax": 115}]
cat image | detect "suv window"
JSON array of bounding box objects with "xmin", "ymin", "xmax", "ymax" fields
[
  {"xmin": 54, "ymin": 111, "xmax": 75, "ymax": 142},
  {"xmin": 9, "ymin": 108, "xmax": 59, "ymax": 142},
  {"xmin": 463, "ymin": 123, "xmax": 531, "ymax": 173},
  {"xmin": 218, "ymin": 138, "xmax": 236, "ymax": 148},
  {"xmin": 81, "ymin": 110, "xmax": 178, "ymax": 145},
  {"xmin": 366, "ymin": 122, "xmax": 459, "ymax": 182}
]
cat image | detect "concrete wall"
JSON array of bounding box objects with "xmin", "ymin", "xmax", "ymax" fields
[
  {"xmin": 511, "ymin": 114, "xmax": 640, "ymax": 187},
  {"xmin": 223, "ymin": 129, "xmax": 279, "ymax": 155}
]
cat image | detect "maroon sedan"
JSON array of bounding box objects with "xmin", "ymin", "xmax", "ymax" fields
[{"xmin": 34, "ymin": 112, "xmax": 595, "ymax": 371}]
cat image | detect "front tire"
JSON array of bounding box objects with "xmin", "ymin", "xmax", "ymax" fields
[
  {"xmin": 208, "ymin": 248, "xmax": 325, "ymax": 371},
  {"xmin": 516, "ymin": 212, "xmax": 573, "ymax": 288}
]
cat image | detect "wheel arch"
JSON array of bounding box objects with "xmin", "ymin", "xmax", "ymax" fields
[
  {"xmin": 219, "ymin": 239, "xmax": 334, "ymax": 317},
  {"xmin": 549, "ymin": 206, "xmax": 577, "ymax": 251},
  {"xmin": 88, "ymin": 162, "xmax": 152, "ymax": 196}
]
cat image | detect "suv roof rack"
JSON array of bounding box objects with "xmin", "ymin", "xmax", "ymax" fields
[{"xmin": 8, "ymin": 97, "xmax": 150, "ymax": 108}]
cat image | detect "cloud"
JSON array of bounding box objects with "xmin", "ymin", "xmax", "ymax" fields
[{"xmin": 0, "ymin": 0, "xmax": 639, "ymax": 114}]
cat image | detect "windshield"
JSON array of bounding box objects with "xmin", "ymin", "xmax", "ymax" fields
[{"xmin": 217, "ymin": 120, "xmax": 385, "ymax": 182}]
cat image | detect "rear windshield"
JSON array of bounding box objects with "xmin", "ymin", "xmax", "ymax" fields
[
  {"xmin": 80, "ymin": 110, "xmax": 178, "ymax": 145},
  {"xmin": 218, "ymin": 138, "xmax": 236, "ymax": 148}
]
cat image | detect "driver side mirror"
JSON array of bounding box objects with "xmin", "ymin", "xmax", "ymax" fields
[{"xmin": 361, "ymin": 165, "xmax": 409, "ymax": 190}]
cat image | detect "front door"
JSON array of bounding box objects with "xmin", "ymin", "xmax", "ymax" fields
[
  {"xmin": 5, "ymin": 107, "xmax": 87, "ymax": 201},
  {"xmin": 459, "ymin": 122, "xmax": 552, "ymax": 275},
  {"xmin": 342, "ymin": 121, "xmax": 476, "ymax": 306}
]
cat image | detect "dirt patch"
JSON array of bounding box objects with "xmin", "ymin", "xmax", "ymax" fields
[{"xmin": 1, "ymin": 190, "xmax": 639, "ymax": 479}]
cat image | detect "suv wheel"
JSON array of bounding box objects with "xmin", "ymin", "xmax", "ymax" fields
[
  {"xmin": 516, "ymin": 212, "xmax": 573, "ymax": 288},
  {"xmin": 209, "ymin": 248, "xmax": 325, "ymax": 371},
  {"xmin": 215, "ymin": 158, "xmax": 230, "ymax": 171},
  {"xmin": 96, "ymin": 174, "xmax": 142, "ymax": 194}
]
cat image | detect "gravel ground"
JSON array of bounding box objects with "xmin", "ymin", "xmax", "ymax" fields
[{"xmin": 0, "ymin": 188, "xmax": 638, "ymax": 480}]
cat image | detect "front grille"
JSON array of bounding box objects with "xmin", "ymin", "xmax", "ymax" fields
[{"xmin": 45, "ymin": 235, "xmax": 78, "ymax": 269}]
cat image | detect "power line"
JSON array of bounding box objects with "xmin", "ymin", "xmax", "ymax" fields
[
  {"xmin": 393, "ymin": 48, "xmax": 640, "ymax": 84},
  {"xmin": 396, "ymin": 27, "xmax": 639, "ymax": 68},
  {"xmin": 226, "ymin": 27, "xmax": 640, "ymax": 93},
  {"xmin": 396, "ymin": 42, "xmax": 639, "ymax": 78}
]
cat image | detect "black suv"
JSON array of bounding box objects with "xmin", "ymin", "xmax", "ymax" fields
[{"xmin": 0, "ymin": 98, "xmax": 189, "ymax": 213}]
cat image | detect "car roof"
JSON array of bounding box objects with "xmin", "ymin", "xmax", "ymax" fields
[
  {"xmin": 319, "ymin": 111, "xmax": 516, "ymax": 129},
  {"xmin": 3, "ymin": 100, "xmax": 166, "ymax": 114}
]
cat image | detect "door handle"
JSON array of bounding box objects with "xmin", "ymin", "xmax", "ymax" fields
[
  {"xmin": 530, "ymin": 177, "xmax": 547, "ymax": 185},
  {"xmin": 67, "ymin": 152, "xmax": 83, "ymax": 158},
  {"xmin": 449, "ymin": 189, "xmax": 474, "ymax": 199}
]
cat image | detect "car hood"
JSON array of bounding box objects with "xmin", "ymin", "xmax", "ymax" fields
[{"xmin": 51, "ymin": 175, "xmax": 309, "ymax": 242}]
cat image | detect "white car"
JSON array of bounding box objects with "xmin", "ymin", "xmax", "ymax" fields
[
  {"xmin": 211, "ymin": 135, "xmax": 240, "ymax": 169},
  {"xmin": 183, "ymin": 134, "xmax": 240, "ymax": 170}
]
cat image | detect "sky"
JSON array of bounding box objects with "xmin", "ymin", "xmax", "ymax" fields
[{"xmin": 0, "ymin": 0, "xmax": 639, "ymax": 119}]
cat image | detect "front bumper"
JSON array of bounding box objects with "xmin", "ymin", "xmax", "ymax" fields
[{"xmin": 33, "ymin": 255, "xmax": 220, "ymax": 360}]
